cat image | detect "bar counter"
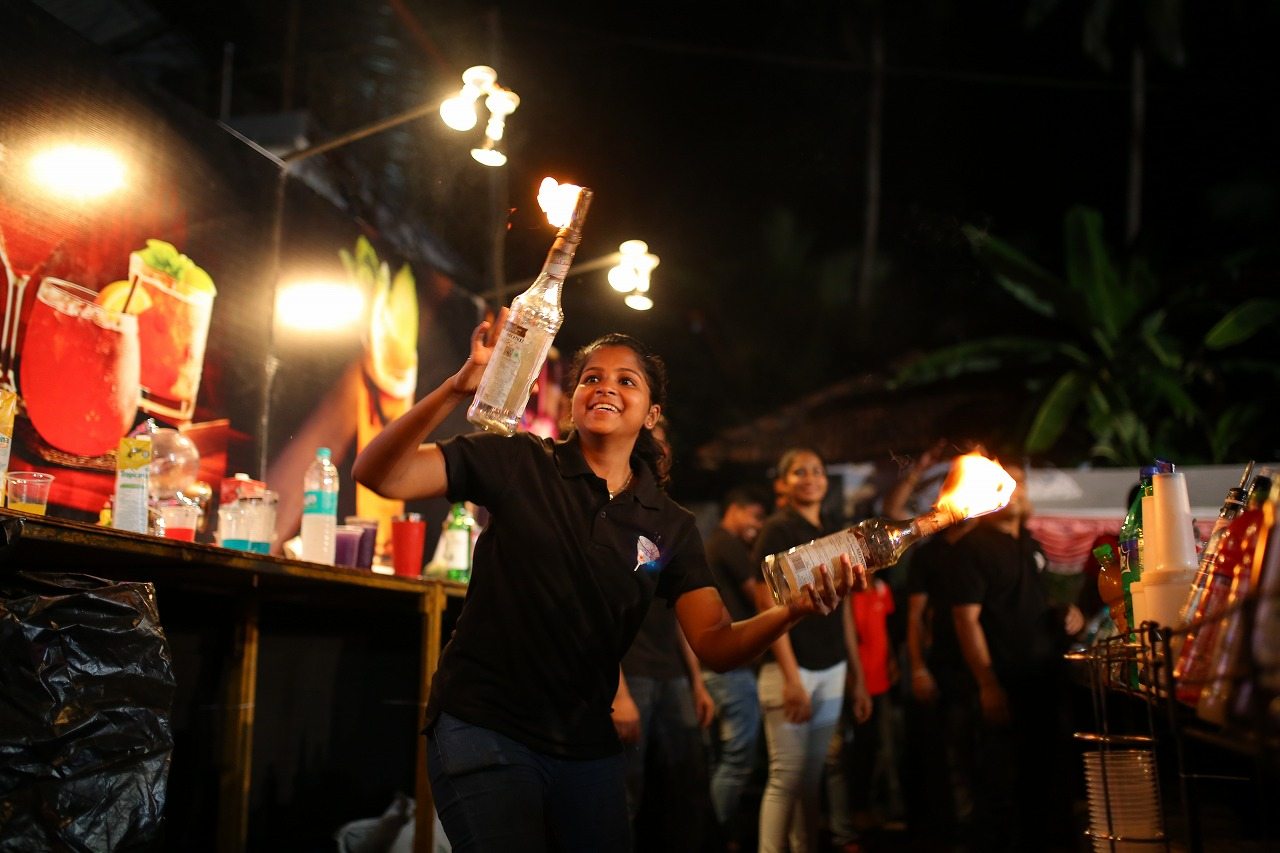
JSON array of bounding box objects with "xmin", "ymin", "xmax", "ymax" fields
[{"xmin": 0, "ymin": 508, "xmax": 465, "ymax": 852}]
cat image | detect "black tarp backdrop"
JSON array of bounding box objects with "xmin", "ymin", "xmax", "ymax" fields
[{"xmin": 1, "ymin": 4, "xmax": 479, "ymax": 848}]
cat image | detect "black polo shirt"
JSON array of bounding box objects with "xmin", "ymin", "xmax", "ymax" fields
[
  {"xmin": 426, "ymin": 431, "xmax": 713, "ymax": 758},
  {"xmin": 704, "ymin": 526, "xmax": 757, "ymax": 623},
  {"xmin": 751, "ymin": 507, "xmax": 847, "ymax": 671},
  {"xmin": 621, "ymin": 598, "xmax": 686, "ymax": 680}
]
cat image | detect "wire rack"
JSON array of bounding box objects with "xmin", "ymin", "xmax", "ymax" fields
[
  {"xmin": 1069, "ymin": 609, "xmax": 1280, "ymax": 853},
  {"xmin": 1069, "ymin": 630, "xmax": 1172, "ymax": 852}
]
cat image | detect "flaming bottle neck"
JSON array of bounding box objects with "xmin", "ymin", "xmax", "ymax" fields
[
  {"xmin": 913, "ymin": 506, "xmax": 963, "ymax": 538},
  {"xmin": 538, "ymin": 189, "xmax": 594, "ymax": 285}
]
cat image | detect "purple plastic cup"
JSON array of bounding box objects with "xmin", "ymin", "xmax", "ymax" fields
[
  {"xmin": 345, "ymin": 516, "xmax": 379, "ymax": 570},
  {"xmin": 334, "ymin": 525, "xmax": 363, "ymax": 568}
]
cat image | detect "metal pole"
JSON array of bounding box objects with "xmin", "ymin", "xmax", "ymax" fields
[
  {"xmin": 281, "ymin": 102, "xmax": 438, "ymax": 165},
  {"xmin": 486, "ymin": 8, "xmax": 507, "ymax": 308},
  {"xmin": 489, "ymin": 253, "xmax": 622, "ymax": 304}
]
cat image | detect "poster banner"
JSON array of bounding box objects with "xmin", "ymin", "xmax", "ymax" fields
[{"xmin": 0, "ymin": 5, "xmax": 486, "ymax": 559}]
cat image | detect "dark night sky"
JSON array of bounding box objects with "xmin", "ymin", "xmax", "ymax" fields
[
  {"xmin": 38, "ymin": 0, "xmax": 1280, "ymax": 465},
  {"xmin": 483, "ymin": 2, "xmax": 1278, "ymax": 452}
]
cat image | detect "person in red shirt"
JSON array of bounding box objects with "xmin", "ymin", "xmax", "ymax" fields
[{"xmin": 851, "ymin": 577, "xmax": 900, "ymax": 812}]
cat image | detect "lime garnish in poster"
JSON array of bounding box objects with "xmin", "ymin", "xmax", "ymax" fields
[{"xmin": 135, "ymin": 239, "xmax": 217, "ymax": 295}]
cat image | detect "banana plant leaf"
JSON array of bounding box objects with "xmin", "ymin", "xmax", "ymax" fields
[
  {"xmin": 892, "ymin": 336, "xmax": 1064, "ymax": 385},
  {"xmin": 1204, "ymin": 298, "xmax": 1280, "ymax": 349},
  {"xmin": 1025, "ymin": 370, "xmax": 1090, "ymax": 453},
  {"xmin": 961, "ymin": 225, "xmax": 1061, "ymax": 318}
]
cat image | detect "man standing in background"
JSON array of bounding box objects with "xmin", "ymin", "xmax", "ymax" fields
[
  {"xmin": 949, "ymin": 463, "xmax": 1084, "ymax": 852},
  {"xmin": 702, "ymin": 487, "xmax": 768, "ymax": 851}
]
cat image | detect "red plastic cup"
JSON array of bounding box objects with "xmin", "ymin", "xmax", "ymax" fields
[{"xmin": 391, "ymin": 516, "xmax": 426, "ymax": 578}]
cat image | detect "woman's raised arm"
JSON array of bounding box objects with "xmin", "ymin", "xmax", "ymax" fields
[{"xmin": 353, "ymin": 309, "xmax": 505, "ymax": 501}]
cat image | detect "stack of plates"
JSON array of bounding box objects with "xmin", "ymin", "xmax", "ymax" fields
[{"xmin": 1083, "ymin": 749, "xmax": 1163, "ymax": 851}]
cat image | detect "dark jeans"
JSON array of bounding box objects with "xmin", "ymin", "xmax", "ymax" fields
[
  {"xmin": 427, "ymin": 712, "xmax": 630, "ymax": 852},
  {"xmin": 971, "ymin": 671, "xmax": 1078, "ymax": 853},
  {"xmin": 622, "ymin": 674, "xmax": 710, "ymax": 852},
  {"xmin": 902, "ymin": 672, "xmax": 978, "ymax": 843}
]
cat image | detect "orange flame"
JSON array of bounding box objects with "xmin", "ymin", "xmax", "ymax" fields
[
  {"xmin": 934, "ymin": 451, "xmax": 1017, "ymax": 521},
  {"xmin": 538, "ymin": 177, "xmax": 584, "ymax": 229}
]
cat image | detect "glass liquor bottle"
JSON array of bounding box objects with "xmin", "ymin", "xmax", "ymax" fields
[
  {"xmin": 1179, "ymin": 460, "xmax": 1254, "ymax": 626},
  {"xmin": 1197, "ymin": 473, "xmax": 1276, "ymax": 724},
  {"xmin": 762, "ymin": 507, "xmax": 963, "ymax": 606},
  {"xmin": 1242, "ymin": 474, "xmax": 1280, "ymax": 723},
  {"xmin": 1173, "ymin": 471, "xmax": 1272, "ymax": 707},
  {"xmin": 441, "ymin": 502, "xmax": 478, "ymax": 583},
  {"xmin": 467, "ymin": 188, "xmax": 594, "ymax": 435}
]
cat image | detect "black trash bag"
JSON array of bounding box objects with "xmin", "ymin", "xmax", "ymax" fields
[{"xmin": 0, "ymin": 571, "xmax": 175, "ymax": 852}]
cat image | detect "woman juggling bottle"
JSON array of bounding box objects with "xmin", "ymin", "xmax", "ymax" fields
[{"xmin": 353, "ymin": 311, "xmax": 868, "ymax": 852}]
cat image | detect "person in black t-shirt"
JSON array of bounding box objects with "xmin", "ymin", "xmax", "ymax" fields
[
  {"xmin": 901, "ymin": 520, "xmax": 978, "ymax": 845},
  {"xmin": 701, "ymin": 487, "xmax": 768, "ymax": 848},
  {"xmin": 613, "ymin": 415, "xmax": 716, "ymax": 851},
  {"xmin": 353, "ymin": 316, "xmax": 866, "ymax": 852},
  {"xmin": 947, "ymin": 463, "xmax": 1084, "ymax": 852}
]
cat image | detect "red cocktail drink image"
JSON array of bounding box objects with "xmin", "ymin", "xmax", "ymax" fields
[
  {"xmin": 127, "ymin": 252, "xmax": 214, "ymax": 422},
  {"xmin": 20, "ymin": 277, "xmax": 140, "ymax": 457}
]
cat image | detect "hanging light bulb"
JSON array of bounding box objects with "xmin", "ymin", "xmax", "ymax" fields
[
  {"xmin": 470, "ymin": 136, "xmax": 508, "ymax": 167},
  {"xmin": 439, "ymin": 66, "xmax": 498, "ymax": 132},
  {"xmin": 444, "ymin": 69, "xmax": 518, "ymax": 168},
  {"xmin": 485, "ymin": 88, "xmax": 520, "ymax": 125},
  {"xmin": 607, "ymin": 240, "xmax": 660, "ymax": 309}
]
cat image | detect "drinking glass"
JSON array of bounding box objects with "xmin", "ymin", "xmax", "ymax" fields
[
  {"xmin": 334, "ymin": 525, "xmax": 364, "ymax": 568},
  {"xmin": 344, "ymin": 516, "xmax": 380, "ymax": 570},
  {"xmin": 19, "ymin": 277, "xmax": 140, "ymax": 457},
  {"xmin": 391, "ymin": 515, "xmax": 426, "ymax": 578},
  {"xmin": 129, "ymin": 254, "xmax": 214, "ymax": 422},
  {"xmin": 5, "ymin": 471, "xmax": 54, "ymax": 514},
  {"xmin": 159, "ymin": 502, "xmax": 201, "ymax": 541},
  {"xmin": 0, "ymin": 208, "xmax": 70, "ymax": 390}
]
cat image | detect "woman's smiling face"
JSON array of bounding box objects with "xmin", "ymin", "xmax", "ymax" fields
[
  {"xmin": 571, "ymin": 345, "xmax": 659, "ymax": 437},
  {"xmin": 778, "ymin": 450, "xmax": 828, "ymax": 508}
]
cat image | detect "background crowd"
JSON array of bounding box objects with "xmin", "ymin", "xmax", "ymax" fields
[{"xmin": 620, "ymin": 443, "xmax": 1089, "ymax": 853}]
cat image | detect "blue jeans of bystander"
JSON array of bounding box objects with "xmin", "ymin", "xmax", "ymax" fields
[{"xmin": 702, "ymin": 666, "xmax": 761, "ymax": 827}]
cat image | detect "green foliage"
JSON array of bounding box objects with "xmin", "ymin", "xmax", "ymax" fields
[
  {"xmin": 895, "ymin": 206, "xmax": 1273, "ymax": 466},
  {"xmin": 1204, "ymin": 299, "xmax": 1280, "ymax": 349}
]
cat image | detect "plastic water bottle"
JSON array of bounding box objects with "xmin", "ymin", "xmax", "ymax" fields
[{"xmin": 300, "ymin": 447, "xmax": 339, "ymax": 564}]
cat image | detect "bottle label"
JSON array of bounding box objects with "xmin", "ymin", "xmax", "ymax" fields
[
  {"xmin": 472, "ymin": 321, "xmax": 555, "ymax": 417},
  {"xmin": 544, "ymin": 248, "xmax": 572, "ymax": 280},
  {"xmin": 441, "ymin": 528, "xmax": 471, "ymax": 571},
  {"xmin": 769, "ymin": 531, "xmax": 867, "ymax": 602},
  {"xmin": 303, "ymin": 488, "xmax": 338, "ymax": 515}
]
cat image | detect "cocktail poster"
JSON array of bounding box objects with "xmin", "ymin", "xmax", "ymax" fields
[{"xmin": 0, "ymin": 4, "xmax": 481, "ymax": 553}]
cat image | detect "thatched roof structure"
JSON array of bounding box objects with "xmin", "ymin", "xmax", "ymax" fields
[{"xmin": 694, "ymin": 372, "xmax": 1031, "ymax": 473}]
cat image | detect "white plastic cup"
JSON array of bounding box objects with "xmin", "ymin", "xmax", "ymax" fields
[
  {"xmin": 1143, "ymin": 567, "xmax": 1195, "ymax": 629},
  {"xmin": 159, "ymin": 503, "xmax": 200, "ymax": 541},
  {"xmin": 218, "ymin": 502, "xmax": 252, "ymax": 551},
  {"xmin": 1150, "ymin": 472, "xmax": 1198, "ymax": 573},
  {"xmin": 1130, "ymin": 581, "xmax": 1148, "ymax": 628}
]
